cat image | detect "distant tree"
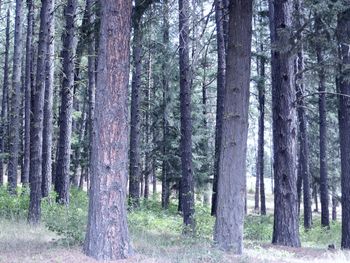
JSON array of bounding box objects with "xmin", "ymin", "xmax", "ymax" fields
[
  {"xmin": 214, "ymin": 0, "xmax": 253, "ymax": 253},
  {"xmin": 0, "ymin": 10, "xmax": 10, "ymax": 186},
  {"xmin": 269, "ymin": 0, "xmax": 300, "ymax": 247},
  {"xmin": 315, "ymin": 15, "xmax": 330, "ymax": 228},
  {"xmin": 8, "ymin": 0, "xmax": 24, "ymax": 193},
  {"xmin": 84, "ymin": 0, "xmax": 133, "ymax": 259}
]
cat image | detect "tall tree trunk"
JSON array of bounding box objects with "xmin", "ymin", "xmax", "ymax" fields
[
  {"xmin": 161, "ymin": 0, "xmax": 170, "ymax": 209},
  {"xmin": 42, "ymin": 0, "xmax": 55, "ymax": 197},
  {"xmin": 28, "ymin": 0, "xmax": 52, "ymax": 224},
  {"xmin": 258, "ymin": 44, "xmax": 266, "ymax": 216},
  {"xmin": 83, "ymin": 0, "xmax": 133, "ymax": 259},
  {"xmin": 254, "ymin": 153, "xmax": 260, "ymax": 212},
  {"xmin": 23, "ymin": 1, "xmax": 34, "ymax": 187},
  {"xmin": 214, "ymin": 0, "xmax": 253, "ymax": 253},
  {"xmin": 8, "ymin": 0, "xmax": 24, "ymax": 193},
  {"xmin": 211, "ymin": 0, "xmax": 226, "ymax": 216},
  {"xmin": 314, "ymin": 184, "xmax": 319, "ymax": 212},
  {"xmin": 54, "ymin": 0, "xmax": 78, "ymax": 204},
  {"xmin": 294, "ymin": 0, "xmax": 312, "ymax": 229},
  {"xmin": 337, "ymin": 7, "xmax": 350, "ymax": 249},
  {"xmin": 315, "ymin": 16, "xmax": 330, "ymax": 228},
  {"xmin": 129, "ymin": 20, "xmax": 142, "ymax": 207},
  {"xmin": 179, "ymin": 0, "xmax": 195, "ymax": 232},
  {"xmin": 0, "ymin": 10, "xmax": 10, "ymax": 186},
  {"xmin": 269, "ymin": 0, "xmax": 300, "ymax": 247}
]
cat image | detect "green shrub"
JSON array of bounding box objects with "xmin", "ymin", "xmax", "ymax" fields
[
  {"xmin": 244, "ymin": 214, "xmax": 273, "ymax": 242},
  {"xmin": 0, "ymin": 186, "xmax": 29, "ymax": 220}
]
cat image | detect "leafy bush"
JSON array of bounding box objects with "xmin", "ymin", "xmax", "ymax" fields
[
  {"xmin": 41, "ymin": 188, "xmax": 88, "ymax": 245},
  {"xmin": 0, "ymin": 186, "xmax": 29, "ymax": 220},
  {"xmin": 244, "ymin": 214, "xmax": 273, "ymax": 242}
]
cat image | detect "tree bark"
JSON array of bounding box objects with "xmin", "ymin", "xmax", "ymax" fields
[
  {"xmin": 211, "ymin": 0, "xmax": 226, "ymax": 216},
  {"xmin": 54, "ymin": 0, "xmax": 78, "ymax": 204},
  {"xmin": 22, "ymin": 1, "xmax": 34, "ymax": 187},
  {"xmin": 269, "ymin": 0, "xmax": 300, "ymax": 247},
  {"xmin": 315, "ymin": 16, "xmax": 330, "ymax": 228},
  {"xmin": 336, "ymin": 7, "xmax": 350, "ymax": 249},
  {"xmin": 8, "ymin": 0, "xmax": 24, "ymax": 194},
  {"xmin": 0, "ymin": 10, "xmax": 10, "ymax": 186},
  {"xmin": 179, "ymin": 0, "xmax": 195, "ymax": 232},
  {"xmin": 83, "ymin": 0, "xmax": 133, "ymax": 259},
  {"xmin": 42, "ymin": 0, "xmax": 55, "ymax": 197},
  {"xmin": 28, "ymin": 0, "xmax": 51, "ymax": 224},
  {"xmin": 214, "ymin": 0, "xmax": 253, "ymax": 253}
]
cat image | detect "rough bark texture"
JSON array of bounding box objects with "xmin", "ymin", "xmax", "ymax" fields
[
  {"xmin": 214, "ymin": 0, "xmax": 253, "ymax": 253},
  {"xmin": 42, "ymin": 0, "xmax": 55, "ymax": 197},
  {"xmin": 179, "ymin": 0, "xmax": 195, "ymax": 231},
  {"xmin": 269, "ymin": 0, "xmax": 301, "ymax": 247},
  {"xmin": 54, "ymin": 0, "xmax": 77, "ymax": 204},
  {"xmin": 23, "ymin": 1, "xmax": 34, "ymax": 187},
  {"xmin": 28, "ymin": 0, "xmax": 51, "ymax": 224},
  {"xmin": 83, "ymin": 0, "xmax": 133, "ymax": 259},
  {"xmin": 211, "ymin": 0, "xmax": 226, "ymax": 216},
  {"xmin": 315, "ymin": 16, "xmax": 330, "ymax": 228},
  {"xmin": 8, "ymin": 0, "xmax": 24, "ymax": 193},
  {"xmin": 337, "ymin": 7, "xmax": 350, "ymax": 249},
  {"xmin": 0, "ymin": 10, "xmax": 10, "ymax": 186}
]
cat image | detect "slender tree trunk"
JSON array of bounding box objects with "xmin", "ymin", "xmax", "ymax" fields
[
  {"xmin": 83, "ymin": 0, "xmax": 133, "ymax": 258},
  {"xmin": 315, "ymin": 16, "xmax": 330, "ymax": 228},
  {"xmin": 337, "ymin": 7, "xmax": 350, "ymax": 249},
  {"xmin": 314, "ymin": 184, "xmax": 319, "ymax": 212},
  {"xmin": 179, "ymin": 0, "xmax": 195, "ymax": 232},
  {"xmin": 161, "ymin": 0, "xmax": 170, "ymax": 209},
  {"xmin": 258, "ymin": 43, "xmax": 266, "ymax": 216},
  {"xmin": 22, "ymin": 1, "xmax": 34, "ymax": 187},
  {"xmin": 269, "ymin": 0, "xmax": 300, "ymax": 247},
  {"xmin": 42, "ymin": 0, "xmax": 55, "ymax": 197},
  {"xmin": 28, "ymin": 0, "xmax": 52, "ymax": 224},
  {"xmin": 211, "ymin": 0, "xmax": 226, "ymax": 216},
  {"xmin": 0, "ymin": 10, "xmax": 10, "ymax": 186},
  {"xmin": 254, "ymin": 153, "xmax": 260, "ymax": 212},
  {"xmin": 8, "ymin": 0, "xmax": 24, "ymax": 194},
  {"xmin": 214, "ymin": 0, "xmax": 253, "ymax": 253},
  {"xmin": 54, "ymin": 0, "xmax": 78, "ymax": 204},
  {"xmin": 129, "ymin": 19, "xmax": 143, "ymax": 207},
  {"xmin": 332, "ymin": 190, "xmax": 337, "ymax": 221}
]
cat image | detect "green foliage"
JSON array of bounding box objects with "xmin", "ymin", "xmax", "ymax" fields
[
  {"xmin": 0, "ymin": 186, "xmax": 29, "ymax": 220},
  {"xmin": 244, "ymin": 215, "xmax": 273, "ymax": 242},
  {"xmin": 41, "ymin": 188, "xmax": 88, "ymax": 245}
]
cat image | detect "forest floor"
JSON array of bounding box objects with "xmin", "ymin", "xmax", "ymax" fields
[
  {"xmin": 1, "ymin": 218, "xmax": 349, "ymax": 263},
  {"xmin": 0, "ymin": 180, "xmax": 348, "ymax": 263}
]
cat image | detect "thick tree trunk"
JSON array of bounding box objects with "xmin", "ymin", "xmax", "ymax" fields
[
  {"xmin": 211, "ymin": 0, "xmax": 226, "ymax": 216},
  {"xmin": 214, "ymin": 0, "xmax": 253, "ymax": 253},
  {"xmin": 337, "ymin": 7, "xmax": 350, "ymax": 249},
  {"xmin": 269, "ymin": 0, "xmax": 300, "ymax": 247},
  {"xmin": 54, "ymin": 0, "xmax": 78, "ymax": 204},
  {"xmin": 161, "ymin": 0, "xmax": 170, "ymax": 209},
  {"xmin": 42, "ymin": 0, "xmax": 55, "ymax": 197},
  {"xmin": 28, "ymin": 0, "xmax": 52, "ymax": 224},
  {"xmin": 83, "ymin": 0, "xmax": 133, "ymax": 259},
  {"xmin": 179, "ymin": 0, "xmax": 195, "ymax": 231},
  {"xmin": 8, "ymin": 0, "xmax": 24, "ymax": 193},
  {"xmin": 22, "ymin": 1, "xmax": 33, "ymax": 187},
  {"xmin": 0, "ymin": 10, "xmax": 10, "ymax": 186},
  {"xmin": 315, "ymin": 16, "xmax": 330, "ymax": 228}
]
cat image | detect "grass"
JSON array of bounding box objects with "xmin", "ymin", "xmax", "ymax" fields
[{"xmin": 0, "ymin": 187, "xmax": 349, "ymax": 262}]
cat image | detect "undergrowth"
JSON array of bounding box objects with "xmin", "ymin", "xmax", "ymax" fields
[{"xmin": 0, "ymin": 186, "xmax": 342, "ymax": 250}]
